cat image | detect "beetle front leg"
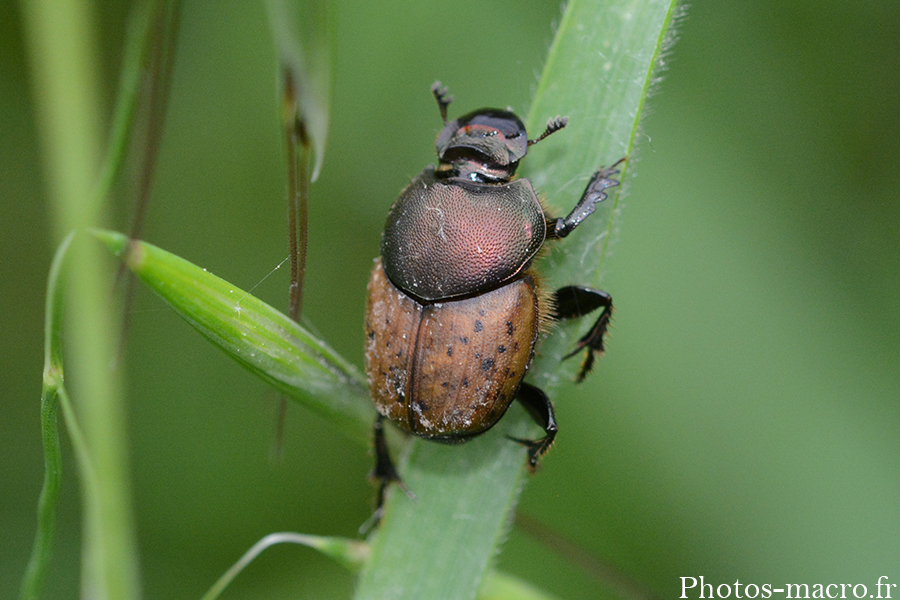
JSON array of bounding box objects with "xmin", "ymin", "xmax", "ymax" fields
[
  {"xmin": 553, "ymin": 286, "xmax": 613, "ymax": 382},
  {"xmin": 548, "ymin": 158, "xmax": 625, "ymax": 239},
  {"xmin": 431, "ymin": 81, "xmax": 453, "ymax": 124},
  {"xmin": 509, "ymin": 382, "xmax": 558, "ymax": 469}
]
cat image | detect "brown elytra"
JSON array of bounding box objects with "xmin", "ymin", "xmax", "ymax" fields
[{"xmin": 365, "ymin": 258, "xmax": 539, "ymax": 440}]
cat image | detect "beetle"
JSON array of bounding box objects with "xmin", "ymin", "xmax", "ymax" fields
[{"xmin": 365, "ymin": 81, "xmax": 623, "ymax": 504}]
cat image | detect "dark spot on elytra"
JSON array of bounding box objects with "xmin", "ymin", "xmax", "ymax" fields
[
  {"xmin": 413, "ymin": 399, "xmax": 429, "ymax": 411},
  {"xmin": 481, "ymin": 357, "xmax": 495, "ymax": 371},
  {"xmin": 497, "ymin": 344, "xmax": 506, "ymax": 353},
  {"xmin": 385, "ymin": 341, "xmax": 391, "ymax": 348},
  {"xmin": 474, "ymin": 320, "xmax": 483, "ymax": 333},
  {"xmin": 396, "ymin": 351, "xmax": 403, "ymax": 358},
  {"xmin": 441, "ymin": 381, "xmax": 449, "ymax": 388},
  {"xmin": 460, "ymin": 336, "xmax": 469, "ymax": 345},
  {"xmin": 462, "ymin": 377, "xmax": 469, "ymax": 388},
  {"xmin": 447, "ymin": 346, "xmax": 453, "ymax": 357},
  {"xmin": 478, "ymin": 309, "xmax": 486, "ymax": 316},
  {"xmin": 367, "ymin": 331, "xmax": 375, "ymax": 340},
  {"xmin": 506, "ymin": 321, "xmax": 514, "ymax": 336}
]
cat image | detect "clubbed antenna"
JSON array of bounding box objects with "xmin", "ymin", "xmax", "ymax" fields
[
  {"xmin": 431, "ymin": 81, "xmax": 453, "ymax": 124},
  {"xmin": 528, "ymin": 115, "xmax": 569, "ymax": 146}
]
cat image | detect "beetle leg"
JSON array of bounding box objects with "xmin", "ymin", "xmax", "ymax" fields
[
  {"xmin": 509, "ymin": 382, "xmax": 558, "ymax": 470},
  {"xmin": 553, "ymin": 286, "xmax": 614, "ymax": 382},
  {"xmin": 527, "ymin": 115, "xmax": 568, "ymax": 146},
  {"xmin": 548, "ymin": 158, "xmax": 626, "ymax": 239},
  {"xmin": 431, "ymin": 81, "xmax": 453, "ymax": 124},
  {"xmin": 367, "ymin": 414, "xmax": 413, "ymax": 528}
]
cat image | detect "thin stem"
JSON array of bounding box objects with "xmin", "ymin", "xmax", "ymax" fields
[
  {"xmin": 126, "ymin": 0, "xmax": 181, "ymax": 244},
  {"xmin": 20, "ymin": 0, "xmax": 140, "ymax": 597},
  {"xmin": 20, "ymin": 233, "xmax": 73, "ymax": 600},
  {"xmin": 278, "ymin": 68, "xmax": 312, "ymax": 448},
  {"xmin": 200, "ymin": 533, "xmax": 368, "ymax": 600},
  {"xmin": 285, "ymin": 75, "xmax": 311, "ymax": 322},
  {"xmin": 119, "ymin": 0, "xmax": 182, "ymax": 347}
]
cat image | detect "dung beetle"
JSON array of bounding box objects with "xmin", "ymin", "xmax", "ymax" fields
[{"xmin": 365, "ymin": 81, "xmax": 623, "ymax": 505}]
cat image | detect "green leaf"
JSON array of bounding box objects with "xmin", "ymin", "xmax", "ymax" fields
[
  {"xmin": 354, "ymin": 1, "xmax": 680, "ymax": 599},
  {"xmin": 355, "ymin": 414, "xmax": 534, "ymax": 599},
  {"xmin": 93, "ymin": 230, "xmax": 373, "ymax": 445},
  {"xmin": 526, "ymin": 0, "xmax": 682, "ymax": 389}
]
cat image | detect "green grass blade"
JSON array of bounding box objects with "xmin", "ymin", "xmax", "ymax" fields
[
  {"xmin": 20, "ymin": 233, "xmax": 73, "ymax": 600},
  {"xmin": 21, "ymin": 0, "xmax": 141, "ymax": 596},
  {"xmin": 526, "ymin": 0, "xmax": 682, "ymax": 388},
  {"xmin": 23, "ymin": 236, "xmax": 100, "ymax": 597},
  {"xmin": 94, "ymin": 230, "xmax": 373, "ymax": 445},
  {"xmin": 201, "ymin": 532, "xmax": 368, "ymax": 600},
  {"xmin": 353, "ymin": 1, "xmax": 680, "ymax": 598},
  {"xmin": 355, "ymin": 414, "xmax": 534, "ymax": 599},
  {"xmin": 95, "ymin": 0, "xmax": 170, "ymax": 208}
]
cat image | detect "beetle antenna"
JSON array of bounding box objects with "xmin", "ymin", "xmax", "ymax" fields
[
  {"xmin": 528, "ymin": 115, "xmax": 568, "ymax": 146},
  {"xmin": 431, "ymin": 81, "xmax": 453, "ymax": 124}
]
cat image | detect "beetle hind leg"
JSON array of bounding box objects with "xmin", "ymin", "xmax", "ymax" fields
[
  {"xmin": 553, "ymin": 286, "xmax": 613, "ymax": 382},
  {"xmin": 365, "ymin": 414, "xmax": 413, "ymax": 530},
  {"xmin": 509, "ymin": 382, "xmax": 558, "ymax": 470}
]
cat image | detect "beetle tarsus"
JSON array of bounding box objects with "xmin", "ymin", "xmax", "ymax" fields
[
  {"xmin": 431, "ymin": 81, "xmax": 453, "ymax": 124},
  {"xmin": 508, "ymin": 382, "xmax": 559, "ymax": 470},
  {"xmin": 528, "ymin": 115, "xmax": 568, "ymax": 146},
  {"xmin": 553, "ymin": 286, "xmax": 614, "ymax": 382},
  {"xmin": 549, "ymin": 159, "xmax": 625, "ymax": 239}
]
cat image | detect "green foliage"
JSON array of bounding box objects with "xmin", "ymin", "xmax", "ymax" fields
[
  {"xmin": 10, "ymin": 0, "xmax": 900, "ymax": 599},
  {"xmin": 20, "ymin": 233, "xmax": 72, "ymax": 600},
  {"xmin": 356, "ymin": 1, "xmax": 678, "ymax": 598},
  {"xmin": 82, "ymin": 1, "xmax": 678, "ymax": 597},
  {"xmin": 95, "ymin": 230, "xmax": 372, "ymax": 444},
  {"xmin": 19, "ymin": 0, "xmax": 139, "ymax": 596},
  {"xmin": 200, "ymin": 532, "xmax": 368, "ymax": 600}
]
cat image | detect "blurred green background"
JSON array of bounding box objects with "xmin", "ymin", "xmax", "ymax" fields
[{"xmin": 3, "ymin": 0, "xmax": 900, "ymax": 598}]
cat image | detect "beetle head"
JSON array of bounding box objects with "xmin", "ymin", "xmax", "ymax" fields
[{"xmin": 435, "ymin": 109, "xmax": 529, "ymax": 183}]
